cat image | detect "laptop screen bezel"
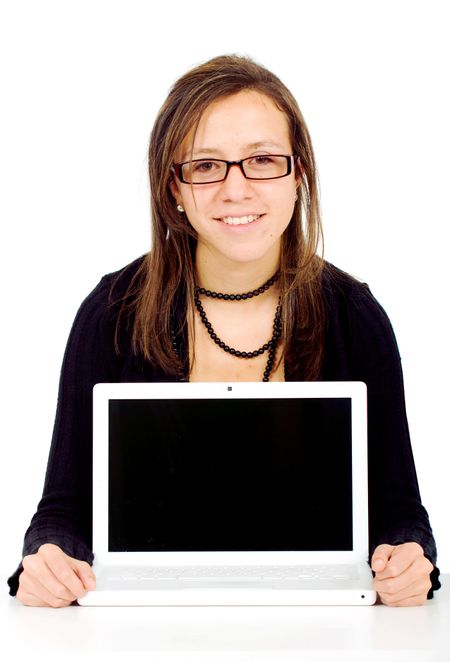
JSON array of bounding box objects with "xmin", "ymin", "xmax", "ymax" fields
[{"xmin": 92, "ymin": 381, "xmax": 368, "ymax": 566}]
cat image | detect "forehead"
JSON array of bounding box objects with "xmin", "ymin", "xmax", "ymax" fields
[{"xmin": 178, "ymin": 90, "xmax": 291, "ymax": 160}]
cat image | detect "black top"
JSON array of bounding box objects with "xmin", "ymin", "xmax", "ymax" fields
[{"xmin": 7, "ymin": 256, "xmax": 441, "ymax": 596}]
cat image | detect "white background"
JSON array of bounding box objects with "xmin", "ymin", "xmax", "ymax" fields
[{"xmin": 1, "ymin": 0, "xmax": 448, "ymax": 586}]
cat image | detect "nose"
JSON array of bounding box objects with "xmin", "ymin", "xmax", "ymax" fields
[{"xmin": 219, "ymin": 163, "xmax": 254, "ymax": 201}]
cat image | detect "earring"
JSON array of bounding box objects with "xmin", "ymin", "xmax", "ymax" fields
[{"xmin": 177, "ymin": 204, "xmax": 185, "ymax": 213}]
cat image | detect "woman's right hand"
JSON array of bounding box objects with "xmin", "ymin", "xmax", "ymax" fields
[{"xmin": 17, "ymin": 543, "xmax": 96, "ymax": 607}]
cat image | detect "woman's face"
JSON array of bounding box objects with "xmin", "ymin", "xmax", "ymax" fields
[{"xmin": 170, "ymin": 90, "xmax": 299, "ymax": 269}]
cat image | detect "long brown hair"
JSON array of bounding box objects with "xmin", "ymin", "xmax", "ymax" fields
[{"xmin": 116, "ymin": 54, "xmax": 326, "ymax": 380}]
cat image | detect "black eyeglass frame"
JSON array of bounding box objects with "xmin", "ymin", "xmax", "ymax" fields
[{"xmin": 171, "ymin": 154, "xmax": 296, "ymax": 184}]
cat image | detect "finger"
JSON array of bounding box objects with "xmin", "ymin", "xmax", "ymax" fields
[
  {"xmin": 17, "ymin": 586, "xmax": 72, "ymax": 608},
  {"xmin": 39, "ymin": 547, "xmax": 87, "ymax": 599},
  {"xmin": 16, "ymin": 587, "xmax": 49, "ymax": 607},
  {"xmin": 72, "ymin": 560, "xmax": 96, "ymax": 592},
  {"xmin": 23, "ymin": 554, "xmax": 78, "ymax": 602},
  {"xmin": 375, "ymin": 543, "xmax": 426, "ymax": 580},
  {"xmin": 386, "ymin": 593, "xmax": 429, "ymax": 608},
  {"xmin": 379, "ymin": 589, "xmax": 429, "ymax": 608},
  {"xmin": 18, "ymin": 572, "xmax": 74, "ymax": 608},
  {"xmin": 374, "ymin": 554, "xmax": 434, "ymax": 601},
  {"xmin": 371, "ymin": 544, "xmax": 394, "ymax": 572},
  {"xmin": 20, "ymin": 572, "xmax": 76, "ymax": 607},
  {"xmin": 375, "ymin": 575, "xmax": 432, "ymax": 605}
]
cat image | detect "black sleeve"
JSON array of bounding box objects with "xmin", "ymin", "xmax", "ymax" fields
[
  {"xmin": 348, "ymin": 284, "xmax": 441, "ymax": 596},
  {"xmin": 7, "ymin": 275, "xmax": 119, "ymax": 597}
]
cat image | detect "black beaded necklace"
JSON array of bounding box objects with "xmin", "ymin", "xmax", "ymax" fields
[
  {"xmin": 193, "ymin": 272, "xmax": 282, "ymax": 382},
  {"xmin": 196, "ymin": 271, "xmax": 279, "ymax": 301}
]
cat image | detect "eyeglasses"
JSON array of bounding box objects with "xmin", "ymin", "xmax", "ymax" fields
[{"xmin": 172, "ymin": 154, "xmax": 295, "ymax": 184}]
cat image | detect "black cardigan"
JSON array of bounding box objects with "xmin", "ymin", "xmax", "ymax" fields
[{"xmin": 7, "ymin": 256, "xmax": 441, "ymax": 596}]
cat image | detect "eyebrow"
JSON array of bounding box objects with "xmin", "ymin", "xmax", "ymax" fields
[{"xmin": 179, "ymin": 141, "xmax": 286, "ymax": 162}]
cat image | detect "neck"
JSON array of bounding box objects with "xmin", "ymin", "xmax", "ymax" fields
[{"xmin": 194, "ymin": 245, "xmax": 281, "ymax": 294}]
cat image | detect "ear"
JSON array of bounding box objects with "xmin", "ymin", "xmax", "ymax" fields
[
  {"xmin": 294, "ymin": 156, "xmax": 304, "ymax": 187},
  {"xmin": 169, "ymin": 176, "xmax": 181, "ymax": 205}
]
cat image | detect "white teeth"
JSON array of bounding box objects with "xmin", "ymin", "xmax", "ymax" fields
[{"xmin": 221, "ymin": 214, "xmax": 260, "ymax": 225}]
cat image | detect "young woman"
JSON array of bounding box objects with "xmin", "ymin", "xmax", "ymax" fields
[{"xmin": 8, "ymin": 55, "xmax": 440, "ymax": 607}]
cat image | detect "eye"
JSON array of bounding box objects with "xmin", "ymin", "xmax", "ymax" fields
[
  {"xmin": 249, "ymin": 155, "xmax": 275, "ymax": 166},
  {"xmin": 192, "ymin": 160, "xmax": 219, "ymax": 172}
]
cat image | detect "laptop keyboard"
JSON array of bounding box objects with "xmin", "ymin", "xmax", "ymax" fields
[{"xmin": 102, "ymin": 564, "xmax": 360, "ymax": 584}]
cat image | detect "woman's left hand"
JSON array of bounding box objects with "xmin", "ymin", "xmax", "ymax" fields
[{"xmin": 371, "ymin": 542, "xmax": 433, "ymax": 606}]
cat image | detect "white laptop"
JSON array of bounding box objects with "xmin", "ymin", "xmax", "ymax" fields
[{"xmin": 79, "ymin": 381, "xmax": 376, "ymax": 606}]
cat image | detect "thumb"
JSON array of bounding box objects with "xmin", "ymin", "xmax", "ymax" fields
[
  {"xmin": 371, "ymin": 544, "xmax": 394, "ymax": 572},
  {"xmin": 73, "ymin": 560, "xmax": 96, "ymax": 590}
]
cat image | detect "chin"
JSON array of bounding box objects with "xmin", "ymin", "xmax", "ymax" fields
[{"xmin": 222, "ymin": 249, "xmax": 278, "ymax": 266}]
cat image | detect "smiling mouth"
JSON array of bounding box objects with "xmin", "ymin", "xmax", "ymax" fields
[{"xmin": 217, "ymin": 214, "xmax": 263, "ymax": 226}]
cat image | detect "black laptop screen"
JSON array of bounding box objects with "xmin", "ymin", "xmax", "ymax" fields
[{"xmin": 108, "ymin": 398, "xmax": 353, "ymax": 552}]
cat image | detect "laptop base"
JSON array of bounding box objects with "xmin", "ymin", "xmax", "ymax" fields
[{"xmin": 79, "ymin": 586, "xmax": 377, "ymax": 606}]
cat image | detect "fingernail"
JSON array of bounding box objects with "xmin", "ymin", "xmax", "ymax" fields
[{"xmin": 373, "ymin": 559, "xmax": 384, "ymax": 570}]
